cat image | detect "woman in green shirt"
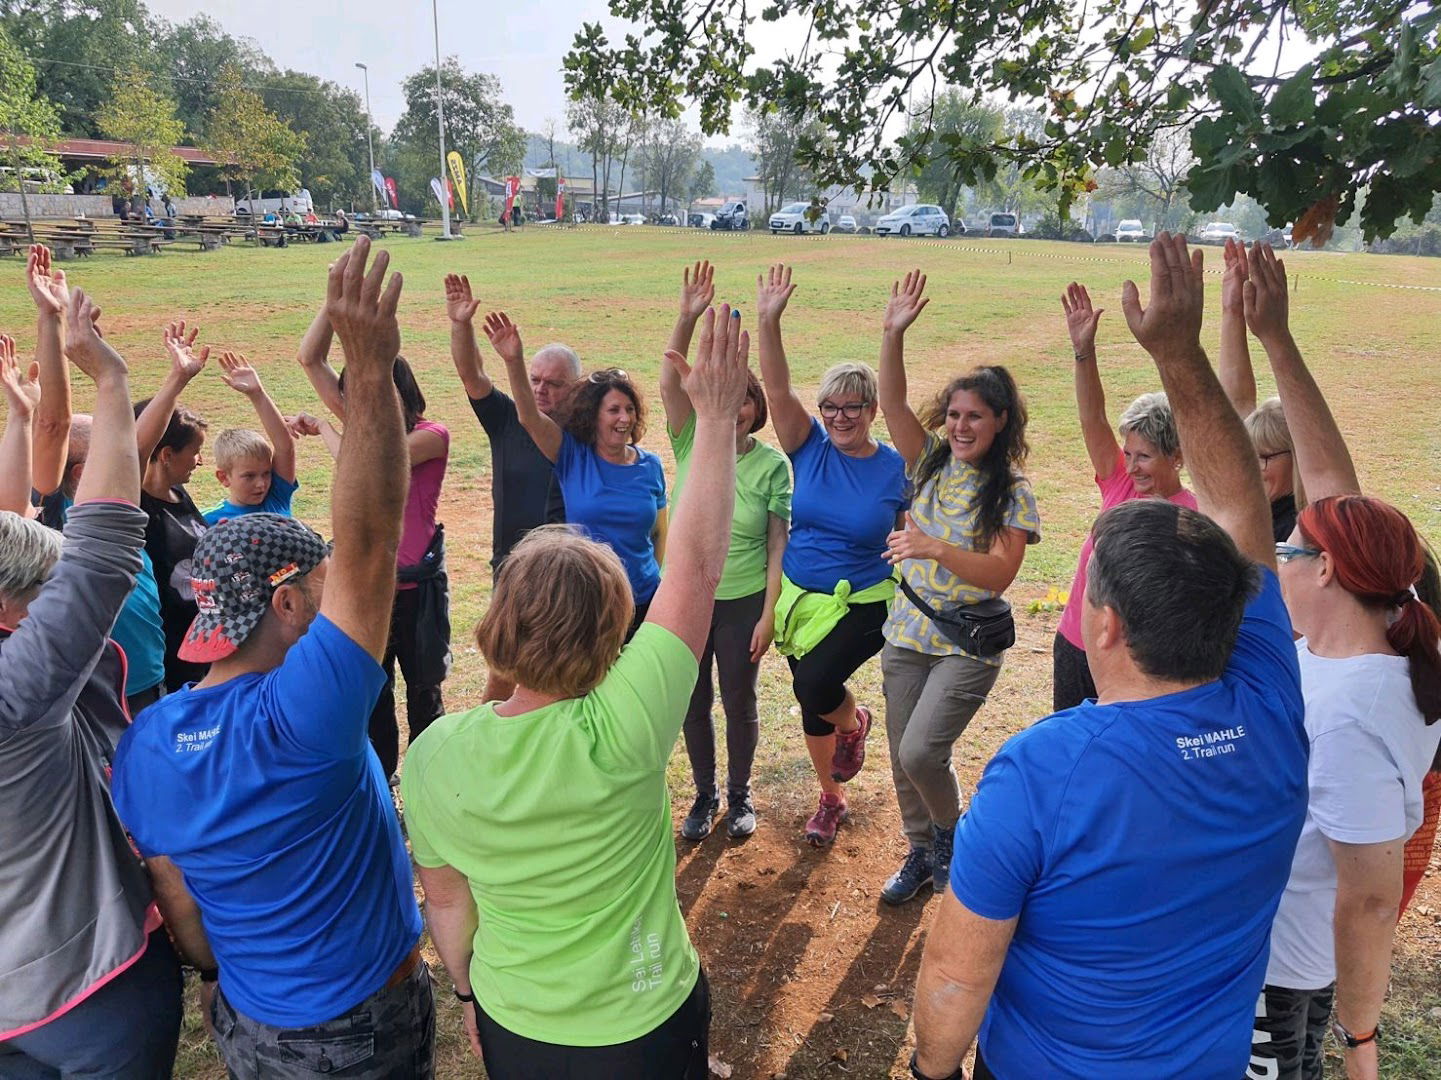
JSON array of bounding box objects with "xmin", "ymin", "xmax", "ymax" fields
[
  {"xmin": 402, "ymin": 304, "xmax": 751, "ymax": 1079},
  {"xmin": 661, "ymin": 261, "xmax": 792, "ymax": 842}
]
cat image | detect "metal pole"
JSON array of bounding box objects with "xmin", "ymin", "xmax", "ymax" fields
[
  {"xmin": 432, "ymin": 0, "xmax": 453, "ymax": 239},
  {"xmin": 355, "ymin": 63, "xmax": 377, "ymax": 213}
]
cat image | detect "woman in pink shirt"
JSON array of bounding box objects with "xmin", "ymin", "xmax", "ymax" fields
[{"xmin": 1053, "ymin": 283, "xmax": 1197, "ymax": 711}]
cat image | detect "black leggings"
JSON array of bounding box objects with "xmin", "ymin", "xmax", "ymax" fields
[
  {"xmin": 1051, "ymin": 631, "xmax": 1097, "ymax": 713},
  {"xmin": 474, "ymin": 968, "xmax": 710, "ymax": 1079},
  {"xmin": 368, "ymin": 586, "xmax": 446, "ymax": 777},
  {"xmin": 787, "ymin": 600, "xmax": 888, "ymax": 736}
]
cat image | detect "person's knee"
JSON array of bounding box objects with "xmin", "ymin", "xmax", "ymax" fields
[
  {"xmin": 801, "ymin": 712, "xmax": 835, "ymax": 737},
  {"xmin": 791, "ymin": 665, "xmax": 843, "ymax": 718}
]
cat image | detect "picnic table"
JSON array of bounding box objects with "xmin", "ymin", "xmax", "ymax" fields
[{"xmin": 352, "ymin": 217, "xmax": 425, "ymax": 240}]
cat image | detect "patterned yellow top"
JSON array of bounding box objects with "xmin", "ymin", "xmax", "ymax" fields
[{"xmin": 883, "ymin": 435, "xmax": 1041, "ymax": 661}]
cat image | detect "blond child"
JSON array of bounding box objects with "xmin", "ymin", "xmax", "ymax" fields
[{"xmin": 202, "ymin": 353, "xmax": 302, "ymax": 526}]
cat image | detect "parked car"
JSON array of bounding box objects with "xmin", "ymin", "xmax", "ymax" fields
[
  {"xmin": 875, "ymin": 204, "xmax": 952, "ymax": 237},
  {"xmin": 835, "ymin": 215, "xmax": 858, "ymax": 233},
  {"xmin": 1196, "ymin": 222, "xmax": 1241, "ymax": 244},
  {"xmin": 1260, "ymin": 223, "xmax": 1295, "ymax": 248},
  {"xmin": 688, "ymin": 212, "xmax": 716, "ymax": 229},
  {"xmin": 1115, "ymin": 219, "xmax": 1147, "ymax": 242},
  {"xmin": 711, "ymin": 200, "xmax": 749, "ymax": 230},
  {"xmin": 657, "ymin": 212, "xmax": 679, "ymax": 226},
  {"xmin": 768, "ymin": 202, "xmax": 829, "ymax": 235},
  {"xmin": 985, "ymin": 212, "xmax": 1022, "ymax": 238},
  {"xmin": 621, "ymin": 214, "xmax": 646, "ymax": 225}
]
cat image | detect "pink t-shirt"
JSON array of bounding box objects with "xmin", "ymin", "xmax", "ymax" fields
[
  {"xmin": 398, "ymin": 419, "xmax": 449, "ymax": 579},
  {"xmin": 1056, "ymin": 449, "xmax": 1197, "ymax": 647}
]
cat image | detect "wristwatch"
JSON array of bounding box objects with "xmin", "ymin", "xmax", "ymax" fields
[
  {"xmin": 1330, "ymin": 1019, "xmax": 1378, "ymax": 1048},
  {"xmin": 908, "ymin": 1051, "xmax": 963, "ymax": 1080},
  {"xmin": 453, "ymin": 986, "xmax": 475, "ymax": 1004}
]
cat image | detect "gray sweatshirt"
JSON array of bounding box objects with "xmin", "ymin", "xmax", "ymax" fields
[{"xmin": 0, "ymin": 501, "xmax": 155, "ymax": 1037}]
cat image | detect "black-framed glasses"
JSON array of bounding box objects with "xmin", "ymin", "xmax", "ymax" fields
[
  {"xmin": 819, "ymin": 401, "xmax": 870, "ymax": 419},
  {"xmin": 1259, "ymin": 450, "xmax": 1293, "ymax": 466},
  {"xmin": 1275, "ymin": 542, "xmax": 1322, "ymax": 564},
  {"xmin": 588, "ymin": 367, "xmax": 628, "ymax": 383}
]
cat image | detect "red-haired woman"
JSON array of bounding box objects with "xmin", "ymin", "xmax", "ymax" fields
[{"xmin": 1240, "ymin": 244, "xmax": 1441, "ymax": 1080}]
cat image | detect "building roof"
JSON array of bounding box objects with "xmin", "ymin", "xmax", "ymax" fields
[{"xmin": 47, "ymin": 138, "xmax": 223, "ymax": 166}]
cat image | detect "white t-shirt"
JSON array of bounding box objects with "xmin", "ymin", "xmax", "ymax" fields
[{"xmin": 1266, "ymin": 642, "xmax": 1440, "ymax": 989}]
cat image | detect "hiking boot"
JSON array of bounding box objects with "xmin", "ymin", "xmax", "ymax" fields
[
  {"xmin": 803, "ymin": 792, "xmax": 849, "ymax": 847},
  {"xmin": 931, "ymin": 821, "xmax": 956, "ymax": 894},
  {"xmin": 830, "ymin": 705, "xmax": 873, "ymax": 783},
  {"xmin": 681, "ymin": 789, "xmax": 720, "ymax": 841},
  {"xmin": 725, "ymin": 789, "xmax": 757, "ymax": 839},
  {"xmin": 881, "ymin": 846, "xmax": 934, "ymax": 905}
]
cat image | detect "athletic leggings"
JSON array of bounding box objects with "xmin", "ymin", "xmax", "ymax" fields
[
  {"xmin": 787, "ymin": 600, "xmax": 889, "ymax": 736},
  {"xmin": 1051, "ymin": 631, "xmax": 1097, "ymax": 713}
]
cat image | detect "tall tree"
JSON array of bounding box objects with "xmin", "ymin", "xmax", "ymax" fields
[
  {"xmin": 688, "ymin": 158, "xmax": 717, "ymax": 203},
  {"xmin": 567, "ymin": 93, "xmax": 625, "ymax": 221},
  {"xmin": 96, "ymin": 66, "xmax": 189, "ymax": 205},
  {"xmin": 0, "ymin": 23, "xmax": 67, "ymax": 237},
  {"xmin": 748, "ymin": 107, "xmax": 821, "ymax": 213},
  {"xmin": 262, "ymin": 72, "xmax": 373, "ymax": 208},
  {"xmin": 909, "ymin": 93, "xmax": 1003, "ymax": 222},
  {"xmin": 153, "ymin": 14, "xmax": 272, "ymax": 138},
  {"xmin": 1097, "ymin": 125, "xmax": 1197, "ymax": 233},
  {"xmin": 567, "ymin": 0, "xmax": 1441, "ymax": 241},
  {"xmin": 203, "ymin": 65, "xmax": 305, "ymax": 215},
  {"xmin": 644, "ymin": 117, "xmax": 701, "ymax": 214}
]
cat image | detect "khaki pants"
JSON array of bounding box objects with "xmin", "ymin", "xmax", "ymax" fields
[{"xmin": 881, "ymin": 643, "xmax": 1000, "ymax": 849}]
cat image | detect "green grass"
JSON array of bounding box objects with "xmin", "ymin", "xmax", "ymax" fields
[{"xmin": 5, "ymin": 227, "xmax": 1438, "ymax": 1079}]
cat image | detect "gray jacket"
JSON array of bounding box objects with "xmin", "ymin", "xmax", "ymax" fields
[{"xmin": 0, "ymin": 501, "xmax": 155, "ymax": 1037}]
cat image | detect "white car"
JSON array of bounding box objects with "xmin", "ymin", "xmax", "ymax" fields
[
  {"xmin": 875, "ymin": 203, "xmax": 952, "ymax": 237},
  {"xmin": 1196, "ymin": 222, "xmax": 1241, "ymax": 244},
  {"xmin": 1115, "ymin": 219, "xmax": 1146, "ymax": 242},
  {"xmin": 622, "ymin": 213, "xmax": 646, "ymax": 225},
  {"xmin": 769, "ymin": 202, "xmax": 830, "ymax": 235},
  {"xmin": 835, "ymin": 215, "xmax": 858, "ymax": 233}
]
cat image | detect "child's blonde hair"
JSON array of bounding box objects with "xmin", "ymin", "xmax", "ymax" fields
[{"xmin": 213, "ymin": 428, "xmax": 274, "ymax": 472}]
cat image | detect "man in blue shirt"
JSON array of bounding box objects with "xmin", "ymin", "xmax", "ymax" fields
[
  {"xmin": 112, "ymin": 237, "xmax": 434, "ymax": 1078},
  {"xmin": 910, "ymin": 235, "xmax": 1309, "ymax": 1080}
]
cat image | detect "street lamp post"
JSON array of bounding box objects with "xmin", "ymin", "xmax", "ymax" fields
[
  {"xmin": 355, "ymin": 62, "xmax": 378, "ymax": 214},
  {"xmin": 432, "ymin": 0, "xmax": 455, "ymax": 240}
]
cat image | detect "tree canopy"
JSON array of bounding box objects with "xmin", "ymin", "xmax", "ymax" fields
[
  {"xmin": 0, "ymin": 23, "xmax": 65, "ymax": 192},
  {"xmin": 96, "ymin": 65, "xmax": 188, "ymax": 196}
]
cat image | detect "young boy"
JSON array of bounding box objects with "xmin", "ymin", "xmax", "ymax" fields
[{"xmin": 202, "ymin": 352, "xmax": 301, "ymax": 526}]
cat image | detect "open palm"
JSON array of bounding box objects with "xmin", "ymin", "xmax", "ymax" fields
[
  {"xmin": 883, "ymin": 269, "xmax": 930, "ymax": 333},
  {"xmin": 756, "ymin": 263, "xmax": 797, "ymax": 321},
  {"xmin": 0, "ymin": 337, "xmax": 41, "ymax": 416},
  {"xmin": 218, "ymin": 352, "xmax": 263, "ymax": 395},
  {"xmin": 444, "ymin": 273, "xmax": 481, "ymax": 323},
  {"xmin": 680, "ymin": 260, "xmax": 715, "ymax": 319},
  {"xmin": 483, "ymin": 312, "xmax": 524, "ymax": 365},
  {"xmin": 26, "ymin": 245, "xmax": 69, "ymax": 316},
  {"xmin": 163, "ymin": 321, "xmax": 210, "ymax": 381},
  {"xmin": 1061, "ymin": 282, "xmax": 1104, "ymax": 354}
]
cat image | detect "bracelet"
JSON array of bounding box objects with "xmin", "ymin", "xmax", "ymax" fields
[
  {"xmin": 1074, "ymin": 351, "xmax": 1094, "ymax": 363},
  {"xmin": 198, "ymin": 968, "xmax": 219, "ymax": 984},
  {"xmin": 909, "ymin": 1051, "xmax": 962, "ymax": 1080},
  {"xmin": 453, "ymin": 986, "xmax": 475, "ymax": 1004}
]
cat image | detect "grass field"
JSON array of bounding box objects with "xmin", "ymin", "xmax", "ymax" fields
[{"xmin": 4, "ymin": 227, "xmax": 1438, "ymax": 1078}]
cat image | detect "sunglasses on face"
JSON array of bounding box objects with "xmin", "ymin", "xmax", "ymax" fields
[
  {"xmin": 588, "ymin": 368, "xmax": 628, "ymax": 383},
  {"xmin": 819, "ymin": 401, "xmax": 869, "ymax": 419},
  {"xmin": 1275, "ymin": 542, "xmax": 1322, "ymax": 564}
]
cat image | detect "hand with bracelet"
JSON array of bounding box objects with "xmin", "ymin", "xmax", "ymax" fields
[{"xmin": 1061, "ymin": 281, "xmax": 1103, "ymax": 363}]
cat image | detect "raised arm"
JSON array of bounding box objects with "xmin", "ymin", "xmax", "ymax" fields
[
  {"xmin": 755, "ymin": 264, "xmax": 811, "ymax": 454},
  {"xmin": 647, "ymin": 306, "xmax": 749, "ymax": 658},
  {"xmin": 444, "ymin": 273, "xmax": 490, "ymax": 400},
  {"xmin": 1121, "ymin": 233, "xmax": 1274, "ymax": 568},
  {"xmin": 296, "ymin": 303, "xmax": 346, "ymax": 420},
  {"xmin": 483, "ymin": 312, "xmax": 561, "ymax": 462},
  {"xmin": 1062, "ymin": 283, "xmax": 1120, "ymax": 478},
  {"xmin": 878, "ymin": 269, "xmax": 932, "ymax": 468},
  {"xmin": 217, "ymin": 352, "xmax": 297, "ymax": 484},
  {"xmin": 318, "ymin": 236, "xmax": 409, "ymax": 660},
  {"xmin": 26, "ymin": 245, "xmax": 70, "ymax": 497},
  {"xmin": 659, "ymin": 260, "xmax": 715, "ymax": 433},
  {"xmin": 1217, "ymin": 237, "xmax": 1258, "ymax": 417},
  {"xmin": 0, "ymin": 337, "xmax": 40, "ymax": 514},
  {"xmin": 68, "ymin": 292, "xmax": 140, "ymax": 507},
  {"xmin": 137, "ymin": 322, "xmax": 209, "ymax": 463},
  {"xmin": 1244, "ymin": 242, "xmax": 1361, "ymax": 502}
]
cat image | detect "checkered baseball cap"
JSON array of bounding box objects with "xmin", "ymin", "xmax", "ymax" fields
[{"xmin": 179, "ymin": 513, "xmax": 330, "ymax": 662}]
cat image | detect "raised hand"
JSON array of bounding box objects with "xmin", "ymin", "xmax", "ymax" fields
[
  {"xmin": 885, "ymin": 512, "xmax": 936, "ymax": 566},
  {"xmin": 217, "ymin": 351, "xmax": 264, "ymax": 396},
  {"xmin": 883, "ymin": 269, "xmax": 930, "ymax": 334},
  {"xmin": 287, "ymin": 412, "xmax": 323, "ymax": 437},
  {"xmin": 482, "ymin": 312, "xmax": 524, "ymax": 367},
  {"xmin": 325, "ymin": 234, "xmax": 402, "ymax": 371},
  {"xmin": 444, "ymin": 273, "xmax": 481, "ymax": 323},
  {"xmin": 755, "ymin": 263, "xmax": 797, "ymax": 323},
  {"xmin": 679, "ymin": 260, "xmax": 715, "ymax": 321},
  {"xmin": 668, "ymin": 304, "xmax": 749, "ymax": 420},
  {"xmin": 1061, "ymin": 282, "xmax": 1104, "ymax": 357},
  {"xmin": 162, "ymin": 320, "xmax": 210, "ymax": 383},
  {"xmin": 0, "ymin": 336, "xmax": 41, "ymax": 418},
  {"xmin": 1243, "ymin": 242, "xmax": 1291, "ymax": 346},
  {"xmin": 64, "ymin": 290, "xmax": 128, "ymax": 382},
  {"xmin": 1221, "ymin": 237, "xmax": 1248, "ymax": 316},
  {"xmin": 26, "ymin": 245, "xmax": 69, "ymax": 317},
  {"xmin": 1120, "ymin": 232, "xmax": 1205, "ymax": 360}
]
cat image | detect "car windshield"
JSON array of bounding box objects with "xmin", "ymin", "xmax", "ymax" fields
[
  {"xmin": 1119, "ymin": 220, "xmax": 1142, "ymax": 229},
  {"xmin": 992, "ymin": 215, "xmax": 1015, "ymax": 225},
  {"xmin": 780, "ymin": 203, "xmax": 808, "ymax": 214}
]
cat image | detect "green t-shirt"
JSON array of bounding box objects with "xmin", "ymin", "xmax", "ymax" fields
[
  {"xmin": 401, "ymin": 623, "xmax": 701, "ymax": 1046},
  {"xmin": 668, "ymin": 413, "xmax": 792, "ymax": 600}
]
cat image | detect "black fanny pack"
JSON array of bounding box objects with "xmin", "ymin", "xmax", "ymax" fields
[{"xmin": 898, "ymin": 577, "xmax": 1015, "ymax": 658}]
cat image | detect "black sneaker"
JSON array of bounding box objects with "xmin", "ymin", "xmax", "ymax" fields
[
  {"xmin": 881, "ymin": 846, "xmax": 934, "ymax": 905},
  {"xmin": 725, "ymin": 790, "xmax": 757, "ymax": 839},
  {"xmin": 931, "ymin": 821, "xmax": 956, "ymax": 894},
  {"xmin": 681, "ymin": 789, "xmax": 720, "ymax": 841}
]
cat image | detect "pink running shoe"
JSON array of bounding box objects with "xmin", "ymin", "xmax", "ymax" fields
[
  {"xmin": 830, "ymin": 705, "xmax": 872, "ymax": 782},
  {"xmin": 804, "ymin": 792, "xmax": 849, "ymax": 847}
]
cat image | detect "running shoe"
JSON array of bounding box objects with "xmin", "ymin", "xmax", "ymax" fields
[
  {"xmin": 830, "ymin": 705, "xmax": 873, "ymax": 782},
  {"xmin": 725, "ymin": 789, "xmax": 757, "ymax": 839},
  {"xmin": 681, "ymin": 789, "xmax": 720, "ymax": 841},
  {"xmin": 803, "ymin": 792, "xmax": 849, "ymax": 847},
  {"xmin": 931, "ymin": 821, "xmax": 956, "ymax": 894},
  {"xmin": 881, "ymin": 846, "xmax": 934, "ymax": 905}
]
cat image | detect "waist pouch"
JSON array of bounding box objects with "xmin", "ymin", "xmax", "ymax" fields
[{"xmin": 898, "ymin": 577, "xmax": 1015, "ymax": 658}]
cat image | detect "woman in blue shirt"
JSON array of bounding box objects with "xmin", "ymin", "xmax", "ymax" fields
[
  {"xmin": 488, "ymin": 312, "xmax": 667, "ymax": 636},
  {"xmin": 755, "ymin": 263, "xmax": 908, "ymax": 847}
]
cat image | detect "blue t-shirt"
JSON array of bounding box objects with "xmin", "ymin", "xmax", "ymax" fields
[
  {"xmin": 111, "ymin": 616, "xmax": 422, "ymax": 1028},
  {"xmin": 951, "ymin": 571, "xmax": 1308, "ymax": 1079},
  {"xmin": 112, "ymin": 549, "xmax": 165, "ymax": 696},
  {"xmin": 202, "ymin": 474, "xmax": 299, "ymax": 526},
  {"xmin": 782, "ymin": 418, "xmax": 907, "ymax": 592},
  {"xmin": 555, "ymin": 432, "xmax": 667, "ymax": 604}
]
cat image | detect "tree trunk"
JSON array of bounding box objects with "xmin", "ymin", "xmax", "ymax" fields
[{"xmin": 8, "ymin": 137, "xmax": 35, "ymax": 244}]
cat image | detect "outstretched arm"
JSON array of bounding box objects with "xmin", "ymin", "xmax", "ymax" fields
[
  {"xmin": 660, "ymin": 260, "xmax": 715, "ymax": 433},
  {"xmin": 878, "ymin": 269, "xmax": 932, "ymax": 468},
  {"xmin": 444, "ymin": 273, "xmax": 491, "ymax": 400},
  {"xmin": 755, "ymin": 264, "xmax": 811, "ymax": 454},
  {"xmin": 483, "ymin": 312, "xmax": 561, "ymax": 462},
  {"xmin": 1217, "ymin": 238, "xmax": 1258, "ymax": 417},
  {"xmin": 218, "ymin": 353, "xmax": 297, "ymax": 484},
  {"xmin": 26, "ymin": 245, "xmax": 70, "ymax": 497},
  {"xmin": 0, "ymin": 336, "xmax": 41, "ymax": 514},
  {"xmin": 136, "ymin": 322, "xmax": 210, "ymax": 463},
  {"xmin": 1062, "ymin": 283, "xmax": 1120, "ymax": 478},
  {"xmin": 296, "ymin": 304, "xmax": 346, "ymax": 420},
  {"xmin": 1121, "ymin": 234, "xmax": 1274, "ymax": 568},
  {"xmin": 1244, "ymin": 243, "xmax": 1361, "ymax": 502}
]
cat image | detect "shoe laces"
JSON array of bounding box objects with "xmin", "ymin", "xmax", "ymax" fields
[
  {"xmin": 900, "ymin": 847, "xmax": 931, "ymax": 877},
  {"xmin": 688, "ymin": 791, "xmax": 718, "ymax": 818}
]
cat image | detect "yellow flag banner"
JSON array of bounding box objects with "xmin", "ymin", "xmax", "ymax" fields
[{"xmin": 446, "ymin": 152, "xmax": 469, "ymax": 216}]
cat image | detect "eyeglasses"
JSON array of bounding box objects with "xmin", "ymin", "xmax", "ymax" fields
[
  {"xmin": 588, "ymin": 368, "xmax": 628, "ymax": 383},
  {"xmin": 1275, "ymin": 542, "xmax": 1322, "ymax": 564},
  {"xmin": 1259, "ymin": 450, "xmax": 1292, "ymax": 466},
  {"xmin": 819, "ymin": 401, "xmax": 870, "ymax": 419}
]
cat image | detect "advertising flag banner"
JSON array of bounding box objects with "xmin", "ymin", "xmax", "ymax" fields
[
  {"xmin": 370, "ymin": 169, "xmax": 386, "ymax": 198},
  {"xmin": 555, "ymin": 178, "xmax": 565, "ymax": 221},
  {"xmin": 446, "ymin": 151, "xmax": 469, "ymax": 215},
  {"xmin": 384, "ymin": 177, "xmax": 398, "ymax": 208},
  {"xmin": 504, "ymin": 176, "xmax": 520, "ymax": 218},
  {"xmin": 430, "ymin": 177, "xmax": 445, "ymax": 208}
]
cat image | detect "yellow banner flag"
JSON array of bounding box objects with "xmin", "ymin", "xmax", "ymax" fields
[{"xmin": 446, "ymin": 151, "xmax": 469, "ymax": 216}]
